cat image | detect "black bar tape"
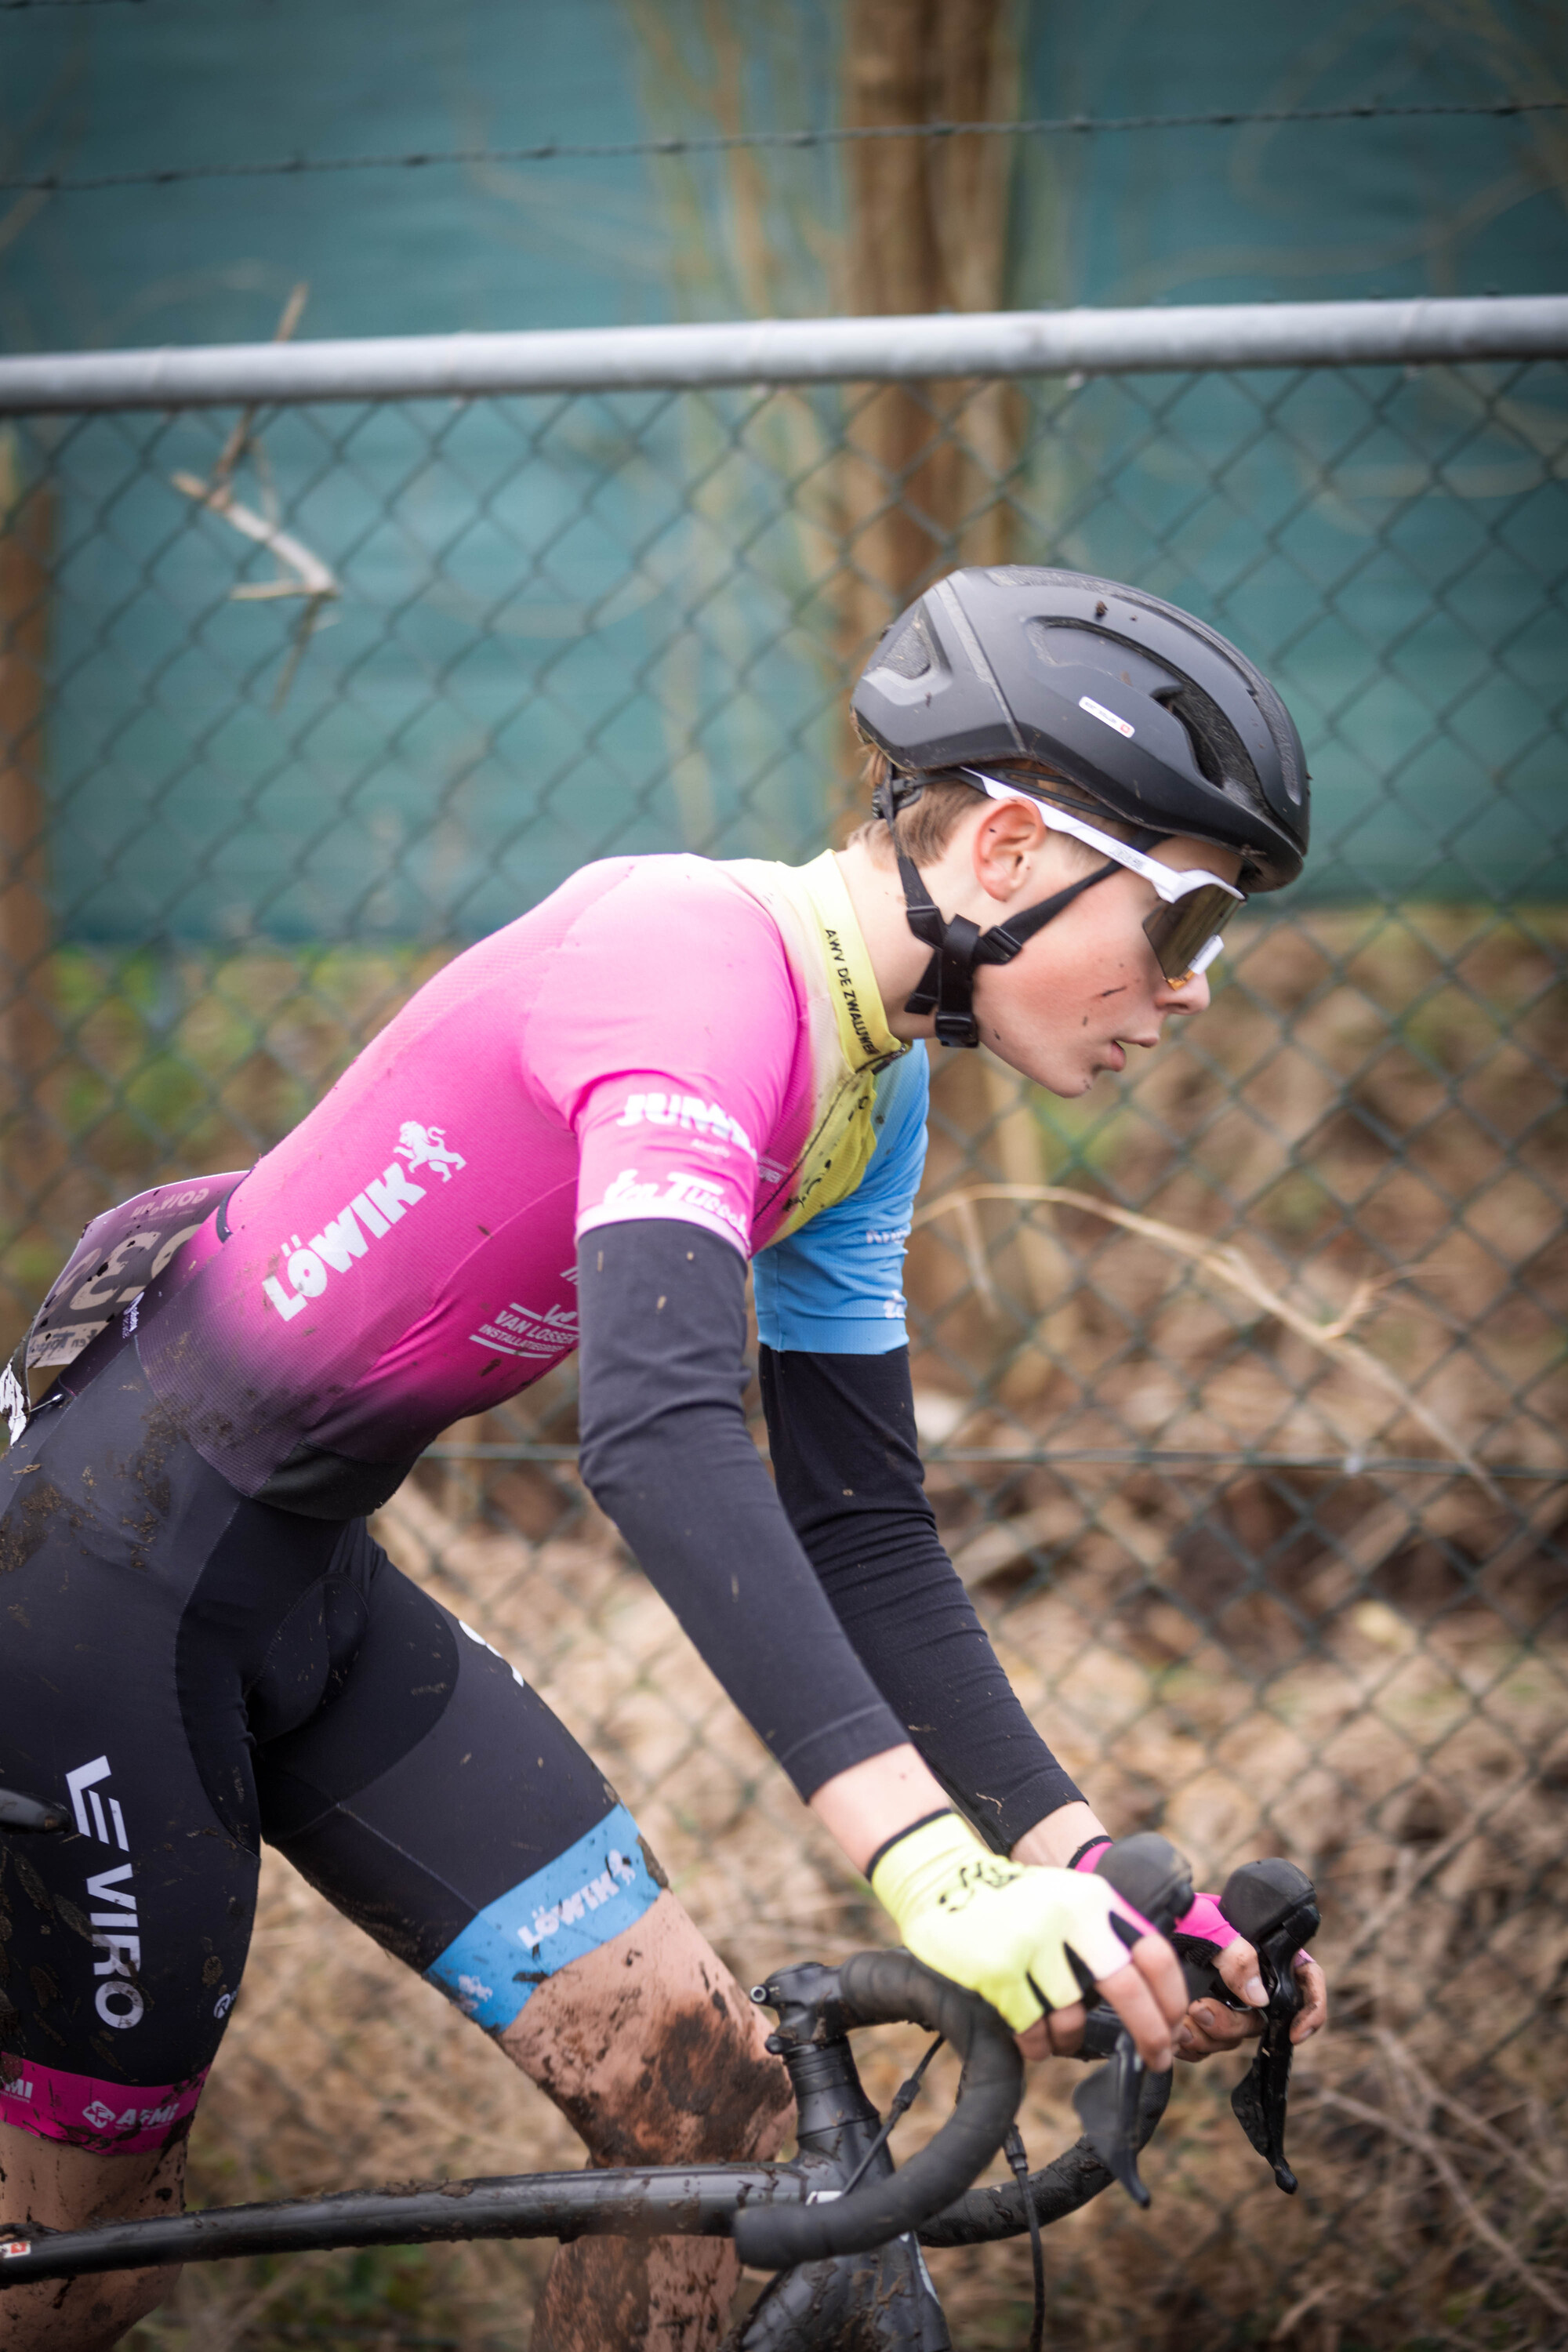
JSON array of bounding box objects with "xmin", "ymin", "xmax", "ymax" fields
[{"xmin": 732, "ymin": 1950, "xmax": 1022, "ymax": 2269}]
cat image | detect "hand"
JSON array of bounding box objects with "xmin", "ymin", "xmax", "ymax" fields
[
  {"xmin": 1014, "ymin": 1938, "xmax": 1186, "ymax": 2069},
  {"xmin": 1174, "ymin": 1938, "xmax": 1328, "ymax": 2063},
  {"xmin": 869, "ymin": 1813, "xmax": 1189, "ymax": 2071}
]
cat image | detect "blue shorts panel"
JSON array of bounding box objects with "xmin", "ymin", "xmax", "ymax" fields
[{"xmin": 426, "ymin": 1802, "xmax": 662, "ymax": 2031}]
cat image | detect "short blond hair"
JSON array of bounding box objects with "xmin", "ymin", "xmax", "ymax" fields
[{"xmin": 847, "ymin": 746, "xmax": 1142, "ymax": 869}]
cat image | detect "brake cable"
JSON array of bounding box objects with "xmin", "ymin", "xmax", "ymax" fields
[
  {"xmin": 1004, "ymin": 2122, "xmax": 1046, "ymax": 2352},
  {"xmin": 833, "ymin": 2031, "xmax": 945, "ymax": 2201}
]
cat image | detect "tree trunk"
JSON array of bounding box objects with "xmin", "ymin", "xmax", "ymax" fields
[
  {"xmin": 840, "ymin": 9, "xmax": 1076, "ymax": 1402},
  {"xmin": 837, "ymin": 0, "xmax": 1022, "ymax": 714}
]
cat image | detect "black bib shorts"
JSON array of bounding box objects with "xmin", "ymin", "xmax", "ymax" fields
[{"xmin": 0, "ymin": 1339, "xmax": 662, "ymax": 2156}]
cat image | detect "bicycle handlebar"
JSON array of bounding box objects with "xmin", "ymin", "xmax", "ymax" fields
[
  {"xmin": 0, "ymin": 1851, "xmax": 1316, "ymax": 2293},
  {"xmin": 731, "ymin": 1949, "xmax": 1022, "ymax": 2271},
  {"xmin": 919, "ymin": 2062, "xmax": 1172, "ymax": 2245}
]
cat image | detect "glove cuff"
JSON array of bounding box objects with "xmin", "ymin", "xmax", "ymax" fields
[{"xmin": 867, "ymin": 1810, "xmax": 993, "ymax": 1933}]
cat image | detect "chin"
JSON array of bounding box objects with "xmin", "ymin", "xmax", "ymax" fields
[{"xmin": 1036, "ymin": 1065, "xmax": 1096, "ymax": 1099}]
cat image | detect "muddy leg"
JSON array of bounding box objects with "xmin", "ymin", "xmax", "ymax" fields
[
  {"xmin": 500, "ymin": 1890, "xmax": 791, "ymax": 2352},
  {"xmin": 0, "ymin": 2120, "xmax": 186, "ymax": 2352}
]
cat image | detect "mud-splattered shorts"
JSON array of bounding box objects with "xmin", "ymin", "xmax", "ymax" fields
[{"xmin": 0, "ymin": 1341, "xmax": 662, "ymax": 2154}]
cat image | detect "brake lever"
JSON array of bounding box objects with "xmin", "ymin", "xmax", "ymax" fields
[
  {"xmin": 1069, "ymin": 1832, "xmax": 1192, "ymax": 2209},
  {"xmin": 1175, "ymin": 1857, "xmax": 1320, "ymax": 2194}
]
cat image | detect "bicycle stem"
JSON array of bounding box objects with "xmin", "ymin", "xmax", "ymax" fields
[{"xmin": 735, "ymin": 1962, "xmax": 949, "ymax": 2350}]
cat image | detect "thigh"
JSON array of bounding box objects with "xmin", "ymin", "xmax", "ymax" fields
[
  {"xmin": 263, "ymin": 1542, "xmax": 790, "ymax": 2170},
  {"xmin": 256, "ymin": 1534, "xmax": 664, "ymax": 2029},
  {"xmin": 0, "ymin": 1363, "xmax": 260, "ymax": 2160}
]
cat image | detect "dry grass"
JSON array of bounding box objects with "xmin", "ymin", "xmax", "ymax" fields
[
  {"xmin": 3, "ymin": 905, "xmax": 1555, "ymax": 2350},
  {"xmin": 126, "ymin": 1475, "xmax": 1568, "ymax": 2351}
]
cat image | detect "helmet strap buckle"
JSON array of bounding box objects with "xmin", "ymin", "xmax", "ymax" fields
[{"xmin": 893, "ymin": 852, "xmax": 982, "ymax": 1050}]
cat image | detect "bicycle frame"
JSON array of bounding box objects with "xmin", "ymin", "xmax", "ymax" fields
[
  {"xmin": 0, "ymin": 1802, "xmax": 1317, "ymax": 2352},
  {"xmin": 0, "ymin": 1952, "xmax": 1162, "ymax": 2352}
]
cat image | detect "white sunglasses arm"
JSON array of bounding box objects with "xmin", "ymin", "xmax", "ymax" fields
[{"xmin": 964, "ymin": 770, "xmax": 1240, "ymax": 906}]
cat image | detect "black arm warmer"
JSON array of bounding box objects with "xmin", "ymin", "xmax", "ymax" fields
[
  {"xmin": 758, "ymin": 1343, "xmax": 1083, "ymax": 1851},
  {"xmin": 575, "ymin": 1221, "xmax": 906, "ymax": 1799}
]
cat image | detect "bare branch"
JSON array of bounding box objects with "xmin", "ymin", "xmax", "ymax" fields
[{"xmin": 912, "ymin": 1182, "xmax": 1508, "ymax": 1504}]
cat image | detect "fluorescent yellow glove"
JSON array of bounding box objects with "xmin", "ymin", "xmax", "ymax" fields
[{"xmin": 869, "ymin": 1812, "xmax": 1151, "ymax": 2034}]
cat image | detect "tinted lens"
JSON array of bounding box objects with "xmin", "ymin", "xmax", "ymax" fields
[{"xmin": 1142, "ymin": 885, "xmax": 1241, "ymax": 983}]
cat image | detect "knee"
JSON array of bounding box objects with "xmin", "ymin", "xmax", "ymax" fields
[
  {"xmin": 621, "ymin": 1970, "xmax": 792, "ymax": 2169},
  {"xmin": 0, "ymin": 2122, "xmax": 187, "ymax": 2352},
  {"xmin": 558, "ymin": 1965, "xmax": 791, "ymax": 2172},
  {"xmin": 503, "ymin": 1896, "xmax": 793, "ymax": 2171}
]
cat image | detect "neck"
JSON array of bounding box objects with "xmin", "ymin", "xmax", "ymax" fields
[{"xmin": 832, "ymin": 839, "xmax": 943, "ymax": 1044}]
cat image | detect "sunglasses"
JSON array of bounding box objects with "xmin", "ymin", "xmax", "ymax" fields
[{"xmin": 964, "ymin": 771, "xmax": 1247, "ymax": 986}]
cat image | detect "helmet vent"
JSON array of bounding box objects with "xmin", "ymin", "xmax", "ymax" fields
[
  {"xmin": 878, "ymin": 613, "xmax": 935, "ymax": 681},
  {"xmin": 1165, "ymin": 683, "xmax": 1261, "ymax": 809},
  {"xmin": 1254, "ymin": 685, "xmax": 1305, "ymax": 807}
]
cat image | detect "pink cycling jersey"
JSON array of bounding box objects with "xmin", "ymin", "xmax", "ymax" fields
[{"xmin": 140, "ymin": 851, "xmax": 910, "ymax": 1499}]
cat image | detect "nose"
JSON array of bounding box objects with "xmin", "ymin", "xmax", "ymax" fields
[{"xmin": 1159, "ymin": 968, "xmax": 1212, "ymax": 1015}]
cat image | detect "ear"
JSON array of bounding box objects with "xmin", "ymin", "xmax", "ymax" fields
[{"xmin": 971, "ymin": 797, "xmax": 1049, "ymax": 904}]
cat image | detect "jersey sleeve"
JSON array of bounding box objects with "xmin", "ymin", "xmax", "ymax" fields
[
  {"xmin": 752, "ymin": 1045, "xmax": 928, "ymax": 1355},
  {"xmin": 524, "ymin": 859, "xmax": 803, "ymax": 1259}
]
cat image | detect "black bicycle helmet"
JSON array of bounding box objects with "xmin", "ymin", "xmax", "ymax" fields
[
  {"xmin": 851, "ymin": 565, "xmax": 1310, "ymax": 1047},
  {"xmin": 854, "ymin": 565, "xmax": 1308, "ymax": 891}
]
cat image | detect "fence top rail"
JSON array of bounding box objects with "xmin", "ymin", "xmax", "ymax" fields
[{"xmin": 1, "ymin": 294, "xmax": 1565, "ymax": 412}]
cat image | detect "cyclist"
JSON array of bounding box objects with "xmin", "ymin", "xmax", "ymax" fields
[{"xmin": 0, "ymin": 568, "xmax": 1327, "ymax": 2352}]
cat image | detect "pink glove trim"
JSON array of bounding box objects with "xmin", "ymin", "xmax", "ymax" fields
[
  {"xmin": 1172, "ymin": 1895, "xmax": 1315, "ymax": 1967},
  {"xmin": 1173, "ymin": 1891, "xmax": 1234, "ymax": 1947},
  {"xmin": 1072, "ymin": 1840, "xmax": 1160, "ymax": 1944}
]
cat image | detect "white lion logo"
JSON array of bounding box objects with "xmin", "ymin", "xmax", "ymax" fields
[{"xmin": 395, "ymin": 1121, "xmax": 466, "ymax": 1183}]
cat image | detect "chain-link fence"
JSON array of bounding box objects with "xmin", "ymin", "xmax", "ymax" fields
[{"xmin": 1, "ymin": 326, "xmax": 1565, "ymax": 2349}]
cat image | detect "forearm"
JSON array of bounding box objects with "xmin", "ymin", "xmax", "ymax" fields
[
  {"xmin": 1010, "ymin": 1801, "xmax": 1109, "ymax": 1868},
  {"xmin": 576, "ymin": 1222, "xmax": 907, "ymax": 1802},
  {"xmin": 807, "ymin": 1744, "xmax": 951, "ymax": 1875},
  {"xmin": 759, "ymin": 1344, "xmax": 1083, "ymax": 1848},
  {"xmin": 809, "ymin": 1765, "xmax": 1108, "ymax": 1880}
]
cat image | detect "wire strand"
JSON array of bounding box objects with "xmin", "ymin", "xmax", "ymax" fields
[{"xmin": 5, "ymin": 98, "xmax": 1565, "ymax": 194}]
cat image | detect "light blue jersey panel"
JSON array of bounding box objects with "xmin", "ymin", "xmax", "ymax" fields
[{"xmin": 753, "ymin": 1046, "xmax": 930, "ymax": 1355}]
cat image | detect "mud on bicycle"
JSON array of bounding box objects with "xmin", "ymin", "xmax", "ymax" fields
[{"xmin": 1, "ymin": 1805, "xmax": 1319, "ymax": 2352}]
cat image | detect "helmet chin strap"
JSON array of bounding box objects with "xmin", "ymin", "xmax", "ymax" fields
[{"xmin": 872, "ymin": 773, "xmax": 1160, "ymax": 1049}]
